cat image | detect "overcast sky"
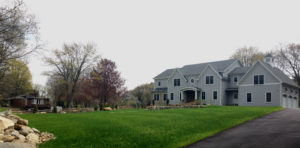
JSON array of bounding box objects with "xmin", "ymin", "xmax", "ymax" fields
[{"xmin": 21, "ymin": 0, "xmax": 300, "ymax": 90}]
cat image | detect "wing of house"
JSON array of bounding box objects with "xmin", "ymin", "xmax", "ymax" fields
[{"xmin": 153, "ymin": 54, "xmax": 299, "ymax": 108}]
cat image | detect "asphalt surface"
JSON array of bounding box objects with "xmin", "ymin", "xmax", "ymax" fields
[{"xmin": 186, "ymin": 109, "xmax": 300, "ymax": 148}]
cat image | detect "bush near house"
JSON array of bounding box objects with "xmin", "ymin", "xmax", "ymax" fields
[{"xmin": 20, "ymin": 106, "xmax": 282, "ymax": 148}]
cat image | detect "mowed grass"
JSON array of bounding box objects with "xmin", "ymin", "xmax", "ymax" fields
[{"xmin": 19, "ymin": 106, "xmax": 282, "ymax": 148}]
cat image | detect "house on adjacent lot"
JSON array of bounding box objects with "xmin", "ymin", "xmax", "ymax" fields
[
  {"xmin": 153, "ymin": 54, "xmax": 299, "ymax": 108},
  {"xmin": 3, "ymin": 95, "xmax": 51, "ymax": 109}
]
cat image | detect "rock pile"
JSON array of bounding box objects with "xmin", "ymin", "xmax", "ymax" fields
[{"xmin": 0, "ymin": 110, "xmax": 54, "ymax": 147}]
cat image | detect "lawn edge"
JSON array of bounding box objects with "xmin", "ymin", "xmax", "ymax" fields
[{"xmin": 182, "ymin": 107, "xmax": 283, "ymax": 147}]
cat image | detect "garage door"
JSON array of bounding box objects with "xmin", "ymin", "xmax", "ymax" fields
[
  {"xmin": 293, "ymin": 98, "xmax": 298, "ymax": 108},
  {"xmin": 282, "ymin": 97, "xmax": 287, "ymax": 108},
  {"xmin": 288, "ymin": 98, "xmax": 293, "ymax": 108}
]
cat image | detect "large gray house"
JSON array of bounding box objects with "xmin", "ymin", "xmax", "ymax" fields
[{"xmin": 153, "ymin": 54, "xmax": 299, "ymax": 108}]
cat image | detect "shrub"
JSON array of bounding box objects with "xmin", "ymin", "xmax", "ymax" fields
[
  {"xmin": 53, "ymin": 106, "xmax": 57, "ymax": 113},
  {"xmin": 33, "ymin": 104, "xmax": 39, "ymax": 113},
  {"xmin": 99, "ymin": 104, "xmax": 104, "ymax": 111},
  {"xmin": 94, "ymin": 105, "xmax": 98, "ymax": 111}
]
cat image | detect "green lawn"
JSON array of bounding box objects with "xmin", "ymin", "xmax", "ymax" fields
[{"xmin": 19, "ymin": 106, "xmax": 282, "ymax": 148}]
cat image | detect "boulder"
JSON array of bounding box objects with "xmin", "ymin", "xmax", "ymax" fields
[
  {"xmin": 17, "ymin": 119, "xmax": 28, "ymax": 126},
  {"xmin": 11, "ymin": 130, "xmax": 19, "ymax": 137},
  {"xmin": 13, "ymin": 134, "xmax": 25, "ymax": 143},
  {"xmin": 14, "ymin": 124, "xmax": 22, "ymax": 131},
  {"xmin": 6, "ymin": 115, "xmax": 21, "ymax": 124},
  {"xmin": 31, "ymin": 128, "xmax": 39, "ymax": 134},
  {"xmin": 19, "ymin": 126, "xmax": 33, "ymax": 136},
  {"xmin": 103, "ymin": 107, "xmax": 112, "ymax": 111},
  {"xmin": 1, "ymin": 135, "xmax": 15, "ymax": 142},
  {"xmin": 0, "ymin": 143, "xmax": 35, "ymax": 148},
  {"xmin": 26, "ymin": 133, "xmax": 39, "ymax": 146},
  {"xmin": 0, "ymin": 116, "xmax": 14, "ymax": 134},
  {"xmin": 40, "ymin": 132, "xmax": 54, "ymax": 143}
]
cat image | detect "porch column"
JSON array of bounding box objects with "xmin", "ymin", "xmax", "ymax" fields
[{"xmin": 195, "ymin": 89, "xmax": 198, "ymax": 100}]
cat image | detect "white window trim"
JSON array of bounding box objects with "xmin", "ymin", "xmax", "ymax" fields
[
  {"xmin": 246, "ymin": 92, "xmax": 253, "ymax": 103},
  {"xmin": 170, "ymin": 92, "xmax": 174, "ymax": 101},
  {"xmin": 265, "ymin": 91, "xmax": 272, "ymax": 103},
  {"xmin": 253, "ymin": 74, "xmax": 265, "ymax": 85},
  {"xmin": 202, "ymin": 91, "xmax": 206, "ymax": 100},
  {"xmin": 205, "ymin": 75, "xmax": 214, "ymax": 85},
  {"xmin": 212, "ymin": 90, "xmax": 218, "ymax": 100}
]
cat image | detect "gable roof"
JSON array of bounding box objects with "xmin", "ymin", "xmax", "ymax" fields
[
  {"xmin": 154, "ymin": 69, "xmax": 175, "ymax": 79},
  {"xmin": 238, "ymin": 61, "xmax": 299, "ymax": 88},
  {"xmin": 262, "ymin": 62, "xmax": 299, "ymax": 88},
  {"xmin": 154, "ymin": 59, "xmax": 237, "ymax": 79}
]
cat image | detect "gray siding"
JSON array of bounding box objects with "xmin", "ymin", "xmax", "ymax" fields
[
  {"xmin": 239, "ymin": 63, "xmax": 280, "ymax": 85},
  {"xmin": 168, "ymin": 70, "xmax": 188, "ymax": 104},
  {"xmin": 239, "ymin": 84, "xmax": 281, "ymax": 106},
  {"xmin": 197, "ymin": 66, "xmax": 222, "ymax": 105},
  {"xmin": 239, "ymin": 62, "xmax": 281, "ymax": 106}
]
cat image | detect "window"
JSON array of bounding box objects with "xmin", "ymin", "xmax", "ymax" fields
[
  {"xmin": 202, "ymin": 92, "xmax": 206, "ymax": 100},
  {"xmin": 154, "ymin": 94, "xmax": 159, "ymax": 101},
  {"xmin": 158, "ymin": 82, "xmax": 161, "ymax": 86},
  {"xmin": 206, "ymin": 76, "xmax": 214, "ymax": 84},
  {"xmin": 254, "ymin": 75, "xmax": 264, "ymax": 84},
  {"xmin": 247, "ymin": 93, "xmax": 252, "ymax": 102},
  {"xmin": 163, "ymin": 94, "xmax": 168, "ymax": 101},
  {"xmin": 213, "ymin": 91, "xmax": 217, "ymax": 100},
  {"xmin": 191, "ymin": 79, "xmax": 194, "ymax": 83},
  {"xmin": 234, "ymin": 77, "xmax": 238, "ymax": 83},
  {"xmin": 180, "ymin": 93, "xmax": 181, "ymax": 100},
  {"xmin": 234, "ymin": 94, "xmax": 238, "ymax": 99},
  {"xmin": 266, "ymin": 92, "xmax": 271, "ymax": 102},
  {"xmin": 174, "ymin": 79, "xmax": 180, "ymax": 86},
  {"xmin": 170, "ymin": 93, "xmax": 174, "ymax": 100}
]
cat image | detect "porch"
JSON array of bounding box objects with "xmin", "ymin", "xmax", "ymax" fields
[
  {"xmin": 180, "ymin": 87, "xmax": 201, "ymax": 103},
  {"xmin": 225, "ymin": 88, "xmax": 238, "ymax": 106}
]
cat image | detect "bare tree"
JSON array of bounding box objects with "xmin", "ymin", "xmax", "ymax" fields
[
  {"xmin": 273, "ymin": 43, "xmax": 300, "ymax": 86},
  {"xmin": 230, "ymin": 46, "xmax": 265, "ymax": 67},
  {"xmin": 45, "ymin": 43, "xmax": 99, "ymax": 107},
  {"xmin": 0, "ymin": 0, "xmax": 39, "ymax": 79}
]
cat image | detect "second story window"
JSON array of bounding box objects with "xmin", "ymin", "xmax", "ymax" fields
[
  {"xmin": 254, "ymin": 75, "xmax": 264, "ymax": 84},
  {"xmin": 206, "ymin": 76, "xmax": 214, "ymax": 84},
  {"xmin": 174, "ymin": 79, "xmax": 180, "ymax": 86},
  {"xmin": 158, "ymin": 82, "xmax": 161, "ymax": 86}
]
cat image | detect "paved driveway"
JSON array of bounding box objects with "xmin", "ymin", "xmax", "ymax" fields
[{"xmin": 187, "ymin": 109, "xmax": 300, "ymax": 148}]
